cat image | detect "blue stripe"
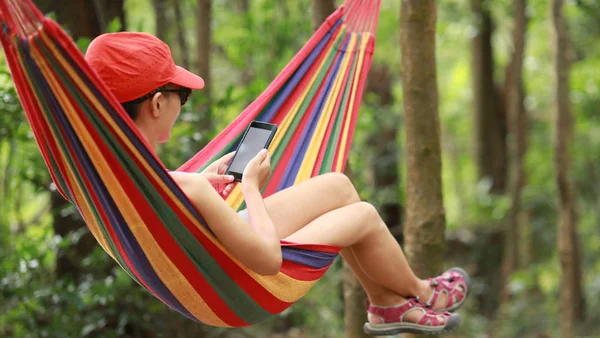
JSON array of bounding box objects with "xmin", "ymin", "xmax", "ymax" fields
[
  {"xmin": 259, "ymin": 19, "xmax": 344, "ymax": 123},
  {"xmin": 282, "ymin": 247, "xmax": 338, "ymax": 269},
  {"xmin": 22, "ymin": 37, "xmax": 197, "ymax": 322},
  {"xmin": 279, "ymin": 33, "xmax": 350, "ymax": 189}
]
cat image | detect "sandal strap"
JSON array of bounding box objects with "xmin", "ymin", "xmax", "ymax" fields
[
  {"xmin": 367, "ymin": 298, "xmax": 449, "ymax": 326},
  {"xmin": 427, "ymin": 270, "xmax": 468, "ymax": 309}
]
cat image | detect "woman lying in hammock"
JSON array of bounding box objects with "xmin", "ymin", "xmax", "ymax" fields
[{"xmin": 85, "ymin": 32, "xmax": 470, "ymax": 336}]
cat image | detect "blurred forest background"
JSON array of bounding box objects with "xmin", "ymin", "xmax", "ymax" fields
[{"xmin": 0, "ymin": 0, "xmax": 599, "ymax": 337}]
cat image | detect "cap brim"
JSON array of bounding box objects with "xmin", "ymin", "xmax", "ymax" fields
[{"xmin": 171, "ymin": 66, "xmax": 205, "ymax": 90}]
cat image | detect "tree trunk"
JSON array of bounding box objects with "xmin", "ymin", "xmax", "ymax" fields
[
  {"xmin": 197, "ymin": 0, "xmax": 213, "ymax": 145},
  {"xmin": 551, "ymin": 0, "xmax": 585, "ymax": 336},
  {"xmin": 470, "ymin": 0, "xmax": 507, "ymax": 194},
  {"xmin": 502, "ymin": 0, "xmax": 528, "ymax": 299},
  {"xmin": 366, "ymin": 64, "xmax": 403, "ymax": 243},
  {"xmin": 35, "ymin": 0, "xmax": 126, "ymax": 40},
  {"xmin": 312, "ymin": 0, "xmax": 336, "ymax": 32},
  {"xmin": 153, "ymin": 0, "xmax": 168, "ymax": 42},
  {"xmin": 34, "ymin": 0, "xmax": 126, "ymax": 280},
  {"xmin": 236, "ymin": 0, "xmax": 254, "ymax": 87},
  {"xmin": 173, "ymin": 0, "xmax": 190, "ymax": 70},
  {"xmin": 400, "ymin": 0, "xmax": 446, "ymax": 285},
  {"xmin": 342, "ymin": 260, "xmax": 369, "ymax": 338}
]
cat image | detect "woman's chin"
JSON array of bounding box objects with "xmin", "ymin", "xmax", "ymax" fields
[{"xmin": 157, "ymin": 134, "xmax": 171, "ymax": 143}]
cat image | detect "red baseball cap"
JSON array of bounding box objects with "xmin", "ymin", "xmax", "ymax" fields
[{"xmin": 85, "ymin": 32, "xmax": 204, "ymax": 103}]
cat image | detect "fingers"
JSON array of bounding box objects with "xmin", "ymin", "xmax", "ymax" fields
[
  {"xmin": 246, "ymin": 149, "xmax": 268, "ymax": 167},
  {"xmin": 222, "ymin": 182, "xmax": 236, "ymax": 196},
  {"xmin": 204, "ymin": 173, "xmax": 235, "ymax": 184},
  {"xmin": 255, "ymin": 149, "xmax": 268, "ymax": 162},
  {"xmin": 222, "ymin": 151, "xmax": 236, "ymax": 162}
]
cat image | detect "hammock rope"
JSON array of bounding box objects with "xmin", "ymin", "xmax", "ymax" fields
[{"xmin": 0, "ymin": 0, "xmax": 379, "ymax": 327}]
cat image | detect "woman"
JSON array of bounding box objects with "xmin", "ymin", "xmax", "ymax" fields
[{"xmin": 85, "ymin": 32, "xmax": 470, "ymax": 336}]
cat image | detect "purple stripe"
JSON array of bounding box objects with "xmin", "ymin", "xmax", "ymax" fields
[
  {"xmin": 282, "ymin": 247, "xmax": 338, "ymax": 269},
  {"xmin": 22, "ymin": 38, "xmax": 197, "ymax": 321},
  {"xmin": 260, "ymin": 19, "xmax": 343, "ymax": 123},
  {"xmin": 279, "ymin": 33, "xmax": 351, "ymax": 190},
  {"xmin": 51, "ymin": 39, "xmax": 210, "ymax": 232}
]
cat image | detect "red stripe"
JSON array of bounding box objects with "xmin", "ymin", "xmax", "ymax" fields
[
  {"xmin": 178, "ymin": 9, "xmax": 345, "ymax": 173},
  {"xmin": 312, "ymin": 33, "xmax": 354, "ymax": 177},
  {"xmin": 33, "ymin": 32, "xmax": 248, "ymax": 326},
  {"xmin": 341, "ymin": 37, "xmax": 375, "ymax": 172},
  {"xmin": 264, "ymin": 27, "xmax": 345, "ymax": 197},
  {"xmin": 42, "ymin": 27, "xmax": 294, "ymax": 318},
  {"xmin": 0, "ymin": 33, "xmax": 70, "ymax": 200},
  {"xmin": 279, "ymin": 261, "xmax": 337, "ymax": 282},
  {"xmin": 27, "ymin": 37, "xmax": 173, "ymax": 303}
]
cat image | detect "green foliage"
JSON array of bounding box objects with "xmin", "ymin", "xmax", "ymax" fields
[{"xmin": 1, "ymin": 0, "xmax": 600, "ymax": 337}]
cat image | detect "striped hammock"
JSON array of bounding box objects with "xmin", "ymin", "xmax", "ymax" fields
[{"xmin": 0, "ymin": 0, "xmax": 379, "ymax": 327}]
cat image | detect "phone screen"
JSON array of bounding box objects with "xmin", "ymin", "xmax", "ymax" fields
[{"xmin": 228, "ymin": 127, "xmax": 274, "ymax": 174}]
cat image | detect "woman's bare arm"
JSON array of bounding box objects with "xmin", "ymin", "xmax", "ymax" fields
[{"xmin": 169, "ymin": 171, "xmax": 282, "ymax": 275}]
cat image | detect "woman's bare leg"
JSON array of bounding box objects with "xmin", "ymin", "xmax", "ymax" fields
[{"xmin": 260, "ymin": 173, "xmax": 431, "ymax": 305}]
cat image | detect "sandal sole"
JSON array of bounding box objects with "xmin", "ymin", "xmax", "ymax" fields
[
  {"xmin": 363, "ymin": 313, "xmax": 461, "ymax": 336},
  {"xmin": 444, "ymin": 267, "xmax": 472, "ymax": 312}
]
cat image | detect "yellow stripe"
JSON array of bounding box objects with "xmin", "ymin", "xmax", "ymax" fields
[
  {"xmin": 31, "ymin": 41, "xmax": 229, "ymax": 327},
  {"xmin": 15, "ymin": 47, "xmax": 116, "ymax": 258},
  {"xmin": 39, "ymin": 31, "xmax": 307, "ymax": 306},
  {"xmin": 335, "ymin": 33, "xmax": 370, "ymax": 172},
  {"xmin": 37, "ymin": 24, "xmax": 345, "ymax": 308},
  {"xmin": 252, "ymin": 273, "xmax": 320, "ymax": 303},
  {"xmin": 295, "ymin": 34, "xmax": 357, "ymax": 183},
  {"xmin": 225, "ymin": 27, "xmax": 347, "ymax": 213}
]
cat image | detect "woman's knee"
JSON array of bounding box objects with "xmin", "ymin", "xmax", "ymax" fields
[
  {"xmin": 354, "ymin": 201, "xmax": 388, "ymax": 233},
  {"xmin": 321, "ymin": 172, "xmax": 359, "ymax": 203}
]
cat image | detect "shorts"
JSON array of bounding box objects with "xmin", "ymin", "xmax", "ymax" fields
[{"xmin": 238, "ymin": 209, "xmax": 249, "ymax": 222}]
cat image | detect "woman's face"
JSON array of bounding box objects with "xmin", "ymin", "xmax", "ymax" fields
[
  {"xmin": 135, "ymin": 85, "xmax": 186, "ymax": 144},
  {"xmin": 155, "ymin": 87, "xmax": 183, "ymax": 143}
]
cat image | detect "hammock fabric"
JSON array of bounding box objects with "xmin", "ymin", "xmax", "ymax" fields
[{"xmin": 0, "ymin": 0, "xmax": 379, "ymax": 327}]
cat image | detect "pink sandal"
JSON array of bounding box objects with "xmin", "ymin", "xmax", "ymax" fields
[
  {"xmin": 425, "ymin": 267, "xmax": 471, "ymax": 312},
  {"xmin": 363, "ymin": 297, "xmax": 461, "ymax": 336}
]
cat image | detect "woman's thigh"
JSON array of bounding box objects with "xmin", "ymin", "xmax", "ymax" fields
[{"xmin": 241, "ymin": 173, "xmax": 360, "ymax": 239}]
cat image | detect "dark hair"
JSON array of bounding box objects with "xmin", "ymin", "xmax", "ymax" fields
[{"xmin": 121, "ymin": 101, "xmax": 141, "ymax": 120}]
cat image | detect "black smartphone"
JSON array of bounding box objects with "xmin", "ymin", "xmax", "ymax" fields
[{"xmin": 226, "ymin": 121, "xmax": 278, "ymax": 182}]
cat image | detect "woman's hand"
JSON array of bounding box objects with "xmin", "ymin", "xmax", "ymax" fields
[
  {"xmin": 242, "ymin": 149, "xmax": 271, "ymax": 192},
  {"xmin": 202, "ymin": 152, "xmax": 236, "ymax": 196}
]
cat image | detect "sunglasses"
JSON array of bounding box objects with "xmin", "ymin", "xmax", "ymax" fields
[{"xmin": 128, "ymin": 86, "xmax": 192, "ymax": 106}]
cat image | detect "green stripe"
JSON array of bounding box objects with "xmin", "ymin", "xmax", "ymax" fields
[
  {"xmin": 36, "ymin": 37, "xmax": 275, "ymax": 323},
  {"xmin": 267, "ymin": 32, "xmax": 346, "ymax": 180},
  {"xmin": 321, "ymin": 34, "xmax": 360, "ymax": 174},
  {"xmin": 24, "ymin": 38, "xmax": 140, "ymax": 284}
]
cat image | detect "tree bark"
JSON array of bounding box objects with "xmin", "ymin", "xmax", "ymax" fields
[
  {"xmin": 312, "ymin": 0, "xmax": 336, "ymax": 32},
  {"xmin": 35, "ymin": 0, "xmax": 126, "ymax": 40},
  {"xmin": 366, "ymin": 64, "xmax": 403, "ymax": 243},
  {"xmin": 400, "ymin": 0, "xmax": 446, "ymax": 285},
  {"xmin": 197, "ymin": 0, "xmax": 213, "ymax": 144},
  {"xmin": 502, "ymin": 0, "xmax": 528, "ymax": 299},
  {"xmin": 153, "ymin": 0, "xmax": 168, "ymax": 42},
  {"xmin": 342, "ymin": 260, "xmax": 369, "ymax": 338},
  {"xmin": 235, "ymin": 0, "xmax": 254, "ymax": 87},
  {"xmin": 551, "ymin": 0, "xmax": 585, "ymax": 336},
  {"xmin": 173, "ymin": 0, "xmax": 190, "ymax": 70},
  {"xmin": 470, "ymin": 0, "xmax": 507, "ymax": 194}
]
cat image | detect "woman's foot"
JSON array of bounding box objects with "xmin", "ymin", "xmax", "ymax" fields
[
  {"xmin": 363, "ymin": 297, "xmax": 461, "ymax": 336},
  {"xmin": 417, "ymin": 267, "xmax": 472, "ymax": 312}
]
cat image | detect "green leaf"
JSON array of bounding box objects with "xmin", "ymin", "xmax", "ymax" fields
[{"xmin": 107, "ymin": 17, "xmax": 122, "ymax": 33}]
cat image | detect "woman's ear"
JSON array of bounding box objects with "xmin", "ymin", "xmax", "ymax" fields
[{"xmin": 150, "ymin": 92, "xmax": 164, "ymax": 118}]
